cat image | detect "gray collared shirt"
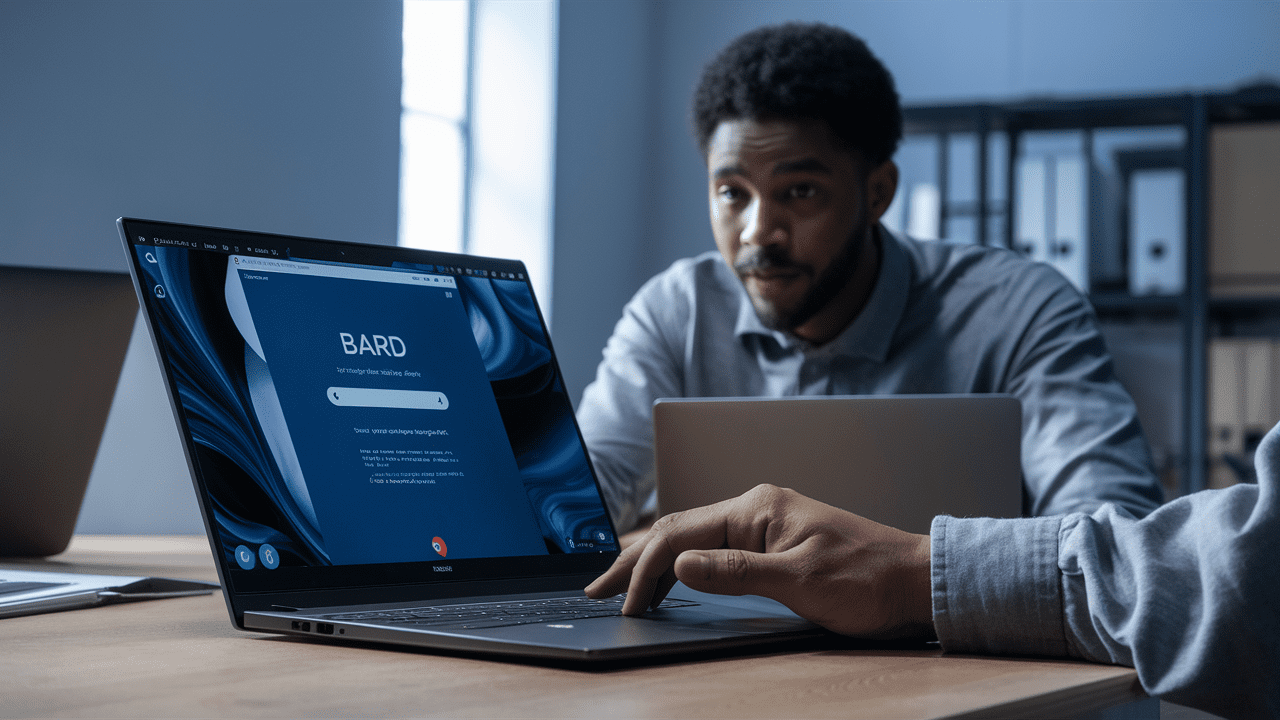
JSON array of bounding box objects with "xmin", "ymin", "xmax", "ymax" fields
[{"xmin": 577, "ymin": 227, "xmax": 1163, "ymax": 531}]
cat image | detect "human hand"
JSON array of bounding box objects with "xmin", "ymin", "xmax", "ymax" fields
[{"xmin": 585, "ymin": 484, "xmax": 935, "ymax": 638}]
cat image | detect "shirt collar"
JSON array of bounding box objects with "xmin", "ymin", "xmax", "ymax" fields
[{"xmin": 733, "ymin": 224, "xmax": 910, "ymax": 363}]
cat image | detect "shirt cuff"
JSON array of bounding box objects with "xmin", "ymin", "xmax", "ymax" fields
[{"xmin": 931, "ymin": 514, "xmax": 1069, "ymax": 657}]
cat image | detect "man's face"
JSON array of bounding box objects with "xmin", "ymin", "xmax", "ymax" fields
[{"xmin": 706, "ymin": 117, "xmax": 895, "ymax": 341}]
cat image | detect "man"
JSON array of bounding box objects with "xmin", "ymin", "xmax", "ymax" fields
[
  {"xmin": 576, "ymin": 22, "xmax": 1163, "ymax": 532},
  {"xmin": 585, "ymin": 398, "xmax": 1280, "ymax": 719}
]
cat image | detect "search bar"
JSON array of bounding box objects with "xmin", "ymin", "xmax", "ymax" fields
[{"xmin": 326, "ymin": 387, "xmax": 450, "ymax": 410}]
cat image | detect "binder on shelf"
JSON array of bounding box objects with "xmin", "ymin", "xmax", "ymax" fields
[
  {"xmin": 1243, "ymin": 341, "xmax": 1280, "ymax": 449},
  {"xmin": 1129, "ymin": 169, "xmax": 1185, "ymax": 296},
  {"xmin": 1208, "ymin": 338, "xmax": 1280, "ymax": 488},
  {"xmin": 1209, "ymin": 340, "xmax": 1246, "ymax": 488},
  {"xmin": 1210, "ymin": 123, "xmax": 1280, "ymax": 297},
  {"xmin": 1209, "ymin": 340, "xmax": 1240, "ymax": 488},
  {"xmin": 1015, "ymin": 156, "xmax": 1048, "ymax": 262},
  {"xmin": 1016, "ymin": 155, "xmax": 1088, "ymax": 293},
  {"xmin": 1051, "ymin": 156, "xmax": 1088, "ymax": 293}
]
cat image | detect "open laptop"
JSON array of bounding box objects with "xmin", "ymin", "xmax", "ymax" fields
[
  {"xmin": 0, "ymin": 264, "xmax": 137, "ymax": 557},
  {"xmin": 654, "ymin": 396, "xmax": 1023, "ymax": 534},
  {"xmin": 118, "ymin": 218, "xmax": 823, "ymax": 663}
]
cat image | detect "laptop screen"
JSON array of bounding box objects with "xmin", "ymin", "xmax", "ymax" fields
[{"xmin": 121, "ymin": 219, "xmax": 617, "ymax": 594}]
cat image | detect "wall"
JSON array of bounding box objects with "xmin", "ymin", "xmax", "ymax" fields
[
  {"xmin": 551, "ymin": 0, "xmax": 1280, "ymax": 405},
  {"xmin": 0, "ymin": 0, "xmax": 403, "ymax": 534},
  {"xmin": 551, "ymin": 0, "xmax": 660, "ymax": 407}
]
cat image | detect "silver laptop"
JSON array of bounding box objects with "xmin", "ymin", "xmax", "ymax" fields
[
  {"xmin": 654, "ymin": 395, "xmax": 1023, "ymax": 534},
  {"xmin": 0, "ymin": 265, "xmax": 137, "ymax": 557},
  {"xmin": 119, "ymin": 218, "xmax": 823, "ymax": 663}
]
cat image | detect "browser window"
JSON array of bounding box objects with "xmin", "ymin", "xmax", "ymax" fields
[{"xmin": 226, "ymin": 255, "xmax": 545, "ymax": 565}]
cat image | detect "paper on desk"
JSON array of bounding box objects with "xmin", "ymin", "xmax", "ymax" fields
[{"xmin": 0, "ymin": 568, "xmax": 218, "ymax": 619}]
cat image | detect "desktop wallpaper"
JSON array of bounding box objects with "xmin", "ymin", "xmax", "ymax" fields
[{"xmin": 449, "ymin": 271, "xmax": 617, "ymax": 554}]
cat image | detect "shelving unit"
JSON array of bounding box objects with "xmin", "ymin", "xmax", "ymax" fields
[{"xmin": 902, "ymin": 84, "xmax": 1280, "ymax": 496}]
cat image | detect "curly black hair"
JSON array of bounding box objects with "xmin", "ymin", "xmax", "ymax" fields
[{"xmin": 692, "ymin": 23, "xmax": 902, "ymax": 166}]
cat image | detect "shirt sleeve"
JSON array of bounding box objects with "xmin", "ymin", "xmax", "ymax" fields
[
  {"xmin": 1002, "ymin": 265, "xmax": 1164, "ymax": 518},
  {"xmin": 576, "ymin": 273, "xmax": 690, "ymax": 532},
  {"xmin": 931, "ymin": 421, "xmax": 1280, "ymax": 718}
]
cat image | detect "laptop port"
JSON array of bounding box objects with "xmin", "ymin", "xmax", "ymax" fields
[
  {"xmin": 291, "ymin": 621, "xmax": 311, "ymax": 632},
  {"xmin": 316, "ymin": 623, "xmax": 334, "ymax": 635}
]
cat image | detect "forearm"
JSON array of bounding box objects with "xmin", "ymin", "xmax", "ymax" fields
[
  {"xmin": 577, "ymin": 366, "xmax": 655, "ymax": 531},
  {"xmin": 1006, "ymin": 280, "xmax": 1163, "ymax": 519},
  {"xmin": 1018, "ymin": 387, "xmax": 1163, "ymax": 518},
  {"xmin": 930, "ymin": 515, "xmax": 1070, "ymax": 657},
  {"xmin": 894, "ymin": 532, "xmax": 935, "ymax": 640},
  {"xmin": 1057, "ymin": 485, "xmax": 1279, "ymax": 718},
  {"xmin": 576, "ymin": 294, "xmax": 685, "ymax": 532},
  {"xmin": 931, "ymin": 470, "xmax": 1280, "ymax": 718},
  {"xmin": 582, "ymin": 442, "xmax": 651, "ymax": 532}
]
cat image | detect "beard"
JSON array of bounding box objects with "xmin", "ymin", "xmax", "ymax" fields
[{"xmin": 734, "ymin": 219, "xmax": 872, "ymax": 334}]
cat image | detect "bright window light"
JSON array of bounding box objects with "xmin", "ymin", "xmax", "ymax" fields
[
  {"xmin": 399, "ymin": 0, "xmax": 556, "ymax": 322},
  {"xmin": 468, "ymin": 0, "xmax": 556, "ymax": 319},
  {"xmin": 398, "ymin": 0, "xmax": 470, "ymax": 254}
]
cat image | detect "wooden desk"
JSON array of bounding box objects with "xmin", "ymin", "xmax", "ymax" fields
[{"xmin": 0, "ymin": 536, "xmax": 1150, "ymax": 719}]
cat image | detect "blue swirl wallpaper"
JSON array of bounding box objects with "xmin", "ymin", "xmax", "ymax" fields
[
  {"xmin": 134, "ymin": 246, "xmax": 330, "ymax": 566},
  {"xmin": 454, "ymin": 274, "xmax": 615, "ymax": 553}
]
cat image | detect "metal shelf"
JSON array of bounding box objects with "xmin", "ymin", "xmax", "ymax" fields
[
  {"xmin": 904, "ymin": 84, "xmax": 1280, "ymax": 135},
  {"xmin": 902, "ymin": 84, "xmax": 1280, "ymax": 496}
]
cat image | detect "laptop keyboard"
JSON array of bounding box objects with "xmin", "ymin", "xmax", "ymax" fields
[{"xmin": 320, "ymin": 595, "xmax": 700, "ymax": 630}]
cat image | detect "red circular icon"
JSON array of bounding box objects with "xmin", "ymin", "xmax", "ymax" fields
[{"xmin": 431, "ymin": 536, "xmax": 447, "ymax": 558}]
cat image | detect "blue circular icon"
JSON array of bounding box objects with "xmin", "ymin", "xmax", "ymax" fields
[
  {"xmin": 234, "ymin": 545, "xmax": 255, "ymax": 570},
  {"xmin": 153, "ymin": 285, "xmax": 166, "ymax": 299},
  {"xmin": 258, "ymin": 543, "xmax": 280, "ymax": 570}
]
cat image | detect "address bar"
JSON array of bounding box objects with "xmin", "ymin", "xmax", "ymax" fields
[
  {"xmin": 233, "ymin": 257, "xmax": 311, "ymax": 272},
  {"xmin": 326, "ymin": 387, "xmax": 450, "ymax": 410}
]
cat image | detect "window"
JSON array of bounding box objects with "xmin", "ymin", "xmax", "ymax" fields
[
  {"xmin": 398, "ymin": 0, "xmax": 470, "ymax": 256},
  {"xmin": 399, "ymin": 0, "xmax": 557, "ymax": 323}
]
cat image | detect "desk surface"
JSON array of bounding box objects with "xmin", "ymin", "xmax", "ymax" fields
[{"xmin": 0, "ymin": 536, "xmax": 1146, "ymax": 719}]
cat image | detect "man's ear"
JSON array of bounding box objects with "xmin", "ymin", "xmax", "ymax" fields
[{"xmin": 866, "ymin": 160, "xmax": 899, "ymax": 223}]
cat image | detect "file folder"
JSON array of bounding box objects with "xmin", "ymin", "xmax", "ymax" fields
[{"xmin": 1129, "ymin": 169, "xmax": 1185, "ymax": 296}]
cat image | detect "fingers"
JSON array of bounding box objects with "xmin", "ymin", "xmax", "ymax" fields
[
  {"xmin": 583, "ymin": 531, "xmax": 676, "ymax": 614},
  {"xmin": 583, "ymin": 543, "xmax": 636, "ymax": 599},
  {"xmin": 585, "ymin": 502, "xmax": 739, "ymax": 611},
  {"xmin": 620, "ymin": 509, "xmax": 732, "ymax": 613},
  {"xmin": 584, "ymin": 485, "xmax": 937, "ymax": 639},
  {"xmin": 585, "ymin": 487, "xmax": 782, "ymax": 613},
  {"xmin": 584, "ymin": 523, "xmax": 663, "ymax": 600}
]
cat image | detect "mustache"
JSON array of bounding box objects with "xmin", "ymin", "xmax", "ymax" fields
[{"xmin": 734, "ymin": 246, "xmax": 809, "ymax": 276}]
